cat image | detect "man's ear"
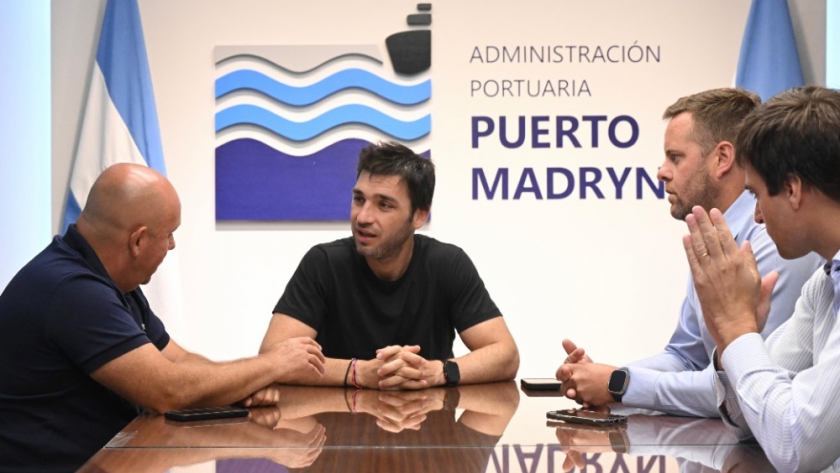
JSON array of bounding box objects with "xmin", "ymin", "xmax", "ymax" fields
[
  {"xmin": 412, "ymin": 208, "xmax": 430, "ymax": 229},
  {"xmin": 786, "ymin": 174, "xmax": 803, "ymax": 210},
  {"xmin": 128, "ymin": 226, "xmax": 148, "ymax": 257},
  {"xmin": 713, "ymin": 141, "xmax": 735, "ymax": 178}
]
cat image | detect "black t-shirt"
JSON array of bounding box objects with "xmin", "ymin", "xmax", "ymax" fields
[
  {"xmin": 0, "ymin": 225, "xmax": 170, "ymax": 473},
  {"xmin": 274, "ymin": 235, "xmax": 500, "ymax": 360}
]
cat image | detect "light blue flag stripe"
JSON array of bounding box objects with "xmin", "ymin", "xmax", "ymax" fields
[
  {"xmin": 96, "ymin": 0, "xmax": 166, "ymax": 175},
  {"xmin": 736, "ymin": 0, "xmax": 803, "ymax": 101}
]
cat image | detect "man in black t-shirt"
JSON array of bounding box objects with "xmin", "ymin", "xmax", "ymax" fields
[{"xmin": 261, "ymin": 142, "xmax": 519, "ymax": 390}]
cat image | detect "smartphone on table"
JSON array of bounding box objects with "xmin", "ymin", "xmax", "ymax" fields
[
  {"xmin": 164, "ymin": 406, "xmax": 249, "ymax": 422},
  {"xmin": 520, "ymin": 378, "xmax": 562, "ymax": 390},
  {"xmin": 547, "ymin": 408, "xmax": 626, "ymax": 426}
]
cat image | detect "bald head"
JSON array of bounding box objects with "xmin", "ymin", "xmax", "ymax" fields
[
  {"xmin": 80, "ymin": 163, "xmax": 180, "ymax": 240},
  {"xmin": 76, "ymin": 163, "xmax": 181, "ymax": 291}
]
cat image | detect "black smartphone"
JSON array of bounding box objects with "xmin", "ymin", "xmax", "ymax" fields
[
  {"xmin": 521, "ymin": 378, "xmax": 562, "ymax": 390},
  {"xmin": 164, "ymin": 406, "xmax": 249, "ymax": 422},
  {"xmin": 547, "ymin": 408, "xmax": 627, "ymax": 426}
]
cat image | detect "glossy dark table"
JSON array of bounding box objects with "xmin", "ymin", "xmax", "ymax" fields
[{"xmin": 78, "ymin": 381, "xmax": 772, "ymax": 472}]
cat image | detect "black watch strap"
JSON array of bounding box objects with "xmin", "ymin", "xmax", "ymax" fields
[{"xmin": 443, "ymin": 360, "xmax": 460, "ymax": 386}]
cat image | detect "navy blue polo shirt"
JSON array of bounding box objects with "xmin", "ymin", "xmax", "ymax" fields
[{"xmin": 0, "ymin": 225, "xmax": 169, "ymax": 473}]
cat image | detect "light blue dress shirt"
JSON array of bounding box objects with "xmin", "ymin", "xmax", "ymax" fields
[
  {"xmin": 621, "ymin": 191, "xmax": 822, "ymax": 417},
  {"xmin": 717, "ymin": 252, "xmax": 840, "ymax": 473}
]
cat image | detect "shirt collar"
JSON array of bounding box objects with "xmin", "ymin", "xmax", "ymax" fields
[
  {"xmin": 61, "ymin": 224, "xmax": 113, "ymax": 282},
  {"xmin": 828, "ymin": 250, "xmax": 840, "ymax": 317},
  {"xmin": 721, "ymin": 190, "xmax": 757, "ymax": 242},
  {"xmin": 824, "ymin": 250, "xmax": 840, "ymax": 276}
]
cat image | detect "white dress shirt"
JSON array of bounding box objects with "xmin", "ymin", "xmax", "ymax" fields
[{"xmin": 717, "ymin": 251, "xmax": 840, "ymax": 473}]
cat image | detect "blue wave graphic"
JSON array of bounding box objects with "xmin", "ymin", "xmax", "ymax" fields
[
  {"xmin": 216, "ymin": 138, "xmax": 431, "ymax": 221},
  {"xmin": 216, "ymin": 138, "xmax": 368, "ymax": 220},
  {"xmin": 216, "ymin": 69, "xmax": 430, "ymax": 106},
  {"xmin": 216, "ymin": 104, "xmax": 430, "ymax": 141}
]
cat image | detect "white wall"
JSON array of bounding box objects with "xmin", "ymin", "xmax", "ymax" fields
[{"xmin": 50, "ymin": 0, "xmax": 827, "ymax": 377}]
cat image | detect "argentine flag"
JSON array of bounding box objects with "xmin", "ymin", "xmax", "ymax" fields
[
  {"xmin": 64, "ymin": 0, "xmax": 187, "ymax": 341},
  {"xmin": 736, "ymin": 0, "xmax": 803, "ymax": 101}
]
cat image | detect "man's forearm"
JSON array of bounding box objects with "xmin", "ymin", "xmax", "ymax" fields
[
  {"xmin": 722, "ymin": 332, "xmax": 840, "ymax": 472},
  {"xmin": 95, "ymin": 347, "xmax": 284, "ymax": 413},
  {"xmin": 622, "ymin": 365, "xmax": 722, "ymax": 418},
  {"xmin": 453, "ymin": 340, "xmax": 519, "ymax": 384},
  {"xmin": 159, "ymin": 355, "xmax": 285, "ymax": 410},
  {"xmin": 278, "ymin": 357, "xmax": 376, "ymax": 388},
  {"xmin": 95, "ymin": 343, "xmax": 316, "ymax": 413},
  {"xmin": 175, "ymin": 351, "xmax": 213, "ymax": 364}
]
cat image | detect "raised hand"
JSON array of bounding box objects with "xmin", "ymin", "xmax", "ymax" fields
[{"xmin": 683, "ymin": 206, "xmax": 763, "ymax": 352}]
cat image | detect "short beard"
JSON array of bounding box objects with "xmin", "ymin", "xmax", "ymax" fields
[
  {"xmin": 355, "ymin": 218, "xmax": 414, "ymax": 261},
  {"xmin": 670, "ymin": 166, "xmax": 719, "ymax": 221}
]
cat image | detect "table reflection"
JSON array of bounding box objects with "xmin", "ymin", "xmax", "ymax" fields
[
  {"xmin": 79, "ymin": 383, "xmax": 792, "ymax": 473},
  {"xmin": 83, "ymin": 382, "xmax": 519, "ymax": 472},
  {"xmin": 263, "ymin": 381, "xmax": 520, "ymax": 472},
  {"xmin": 553, "ymin": 411, "xmax": 774, "ymax": 473}
]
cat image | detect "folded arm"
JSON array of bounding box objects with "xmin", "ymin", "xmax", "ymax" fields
[{"xmin": 261, "ymin": 313, "xmax": 519, "ymax": 390}]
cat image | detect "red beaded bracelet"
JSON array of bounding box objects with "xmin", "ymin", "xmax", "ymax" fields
[{"xmin": 351, "ymin": 358, "xmax": 362, "ymax": 389}]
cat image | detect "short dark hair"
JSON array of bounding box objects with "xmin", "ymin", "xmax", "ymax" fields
[
  {"xmin": 735, "ymin": 86, "xmax": 840, "ymax": 203},
  {"xmin": 356, "ymin": 141, "xmax": 435, "ymax": 213},
  {"xmin": 663, "ymin": 88, "xmax": 761, "ymax": 156}
]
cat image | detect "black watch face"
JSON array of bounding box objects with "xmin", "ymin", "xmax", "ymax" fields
[
  {"xmin": 608, "ymin": 371, "xmax": 627, "ymax": 392},
  {"xmin": 445, "ymin": 361, "xmax": 460, "ymax": 384}
]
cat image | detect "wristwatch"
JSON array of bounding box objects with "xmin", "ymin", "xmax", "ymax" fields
[
  {"xmin": 443, "ymin": 360, "xmax": 460, "ymax": 386},
  {"xmin": 607, "ymin": 368, "xmax": 630, "ymax": 403}
]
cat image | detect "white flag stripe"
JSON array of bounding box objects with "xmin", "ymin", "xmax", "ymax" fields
[{"xmin": 69, "ymin": 64, "xmax": 148, "ymax": 210}]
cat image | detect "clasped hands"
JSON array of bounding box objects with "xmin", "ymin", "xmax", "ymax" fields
[
  {"xmin": 356, "ymin": 345, "xmax": 444, "ymax": 390},
  {"xmin": 555, "ymin": 339, "xmax": 617, "ymax": 407}
]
